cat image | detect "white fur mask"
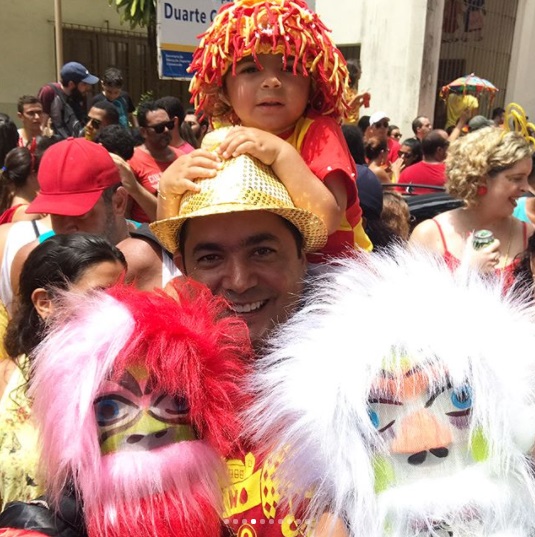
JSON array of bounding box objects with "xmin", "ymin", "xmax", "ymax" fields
[{"xmin": 246, "ymin": 246, "xmax": 535, "ymax": 537}]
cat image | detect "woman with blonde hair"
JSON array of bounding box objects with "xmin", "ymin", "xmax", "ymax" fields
[{"xmin": 410, "ymin": 127, "xmax": 533, "ymax": 286}]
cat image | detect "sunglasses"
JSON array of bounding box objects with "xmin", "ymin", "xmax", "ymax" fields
[
  {"xmin": 393, "ymin": 133, "xmax": 402, "ymax": 139},
  {"xmin": 374, "ymin": 121, "xmax": 389, "ymax": 128},
  {"xmin": 147, "ymin": 120, "xmax": 175, "ymax": 134},
  {"xmin": 398, "ymin": 151, "xmax": 412, "ymax": 158},
  {"xmin": 88, "ymin": 118, "xmax": 102, "ymax": 130}
]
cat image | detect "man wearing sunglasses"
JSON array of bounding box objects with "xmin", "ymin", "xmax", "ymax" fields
[
  {"xmin": 84, "ymin": 101, "xmax": 120, "ymax": 141},
  {"xmin": 128, "ymin": 101, "xmax": 183, "ymax": 223},
  {"xmin": 368, "ymin": 111, "xmax": 400, "ymax": 166}
]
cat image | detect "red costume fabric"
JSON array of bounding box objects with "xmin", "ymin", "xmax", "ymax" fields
[
  {"xmin": 128, "ymin": 147, "xmax": 183, "ymax": 222},
  {"xmin": 398, "ymin": 161, "xmax": 447, "ymax": 195},
  {"xmin": 282, "ymin": 112, "xmax": 371, "ymax": 259},
  {"xmin": 432, "ymin": 218, "xmax": 527, "ymax": 290},
  {"xmin": 387, "ymin": 137, "xmax": 401, "ymax": 166},
  {"xmin": 223, "ymin": 448, "xmax": 307, "ymax": 537}
]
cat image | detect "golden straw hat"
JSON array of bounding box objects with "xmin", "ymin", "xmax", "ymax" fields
[{"xmin": 150, "ymin": 128, "xmax": 328, "ymax": 254}]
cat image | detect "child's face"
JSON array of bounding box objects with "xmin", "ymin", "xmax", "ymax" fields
[
  {"xmin": 224, "ymin": 53, "xmax": 310, "ymax": 135},
  {"xmin": 102, "ymin": 83, "xmax": 122, "ymax": 101}
]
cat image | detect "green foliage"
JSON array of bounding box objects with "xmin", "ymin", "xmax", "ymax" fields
[{"xmin": 108, "ymin": 0, "xmax": 156, "ymax": 29}]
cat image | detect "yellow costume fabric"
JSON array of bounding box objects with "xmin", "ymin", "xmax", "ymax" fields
[
  {"xmin": 446, "ymin": 94, "xmax": 479, "ymax": 129},
  {"xmin": 0, "ymin": 357, "xmax": 42, "ymax": 510}
]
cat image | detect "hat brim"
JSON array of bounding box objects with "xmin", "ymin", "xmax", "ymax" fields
[
  {"xmin": 150, "ymin": 204, "xmax": 328, "ymax": 255},
  {"xmin": 26, "ymin": 190, "xmax": 102, "ymax": 216},
  {"xmin": 81, "ymin": 74, "xmax": 99, "ymax": 85}
]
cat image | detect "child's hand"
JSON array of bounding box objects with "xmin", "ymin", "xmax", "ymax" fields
[
  {"xmin": 217, "ymin": 126, "xmax": 284, "ymax": 166},
  {"xmin": 159, "ymin": 149, "xmax": 221, "ymax": 196}
]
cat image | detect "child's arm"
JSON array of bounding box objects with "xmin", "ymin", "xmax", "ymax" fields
[
  {"xmin": 218, "ymin": 127, "xmax": 345, "ymax": 234},
  {"xmin": 156, "ymin": 149, "xmax": 221, "ymax": 220}
]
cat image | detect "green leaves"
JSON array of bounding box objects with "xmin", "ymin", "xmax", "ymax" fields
[{"xmin": 109, "ymin": 0, "xmax": 156, "ymax": 28}]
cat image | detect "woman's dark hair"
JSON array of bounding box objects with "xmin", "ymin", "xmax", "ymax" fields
[
  {"xmin": 0, "ymin": 147, "xmax": 32, "ymax": 211},
  {"xmin": 513, "ymin": 232, "xmax": 535, "ymax": 296},
  {"xmin": 0, "ymin": 113, "xmax": 19, "ymax": 166},
  {"xmin": 4, "ymin": 233, "xmax": 127, "ymax": 358},
  {"xmin": 400, "ymin": 137, "xmax": 423, "ymax": 163},
  {"xmin": 364, "ymin": 136, "xmax": 388, "ymax": 162},
  {"xmin": 180, "ymin": 121, "xmax": 200, "ymax": 149}
]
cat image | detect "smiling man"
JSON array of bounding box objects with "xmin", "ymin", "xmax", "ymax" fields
[
  {"xmin": 151, "ymin": 129, "xmax": 335, "ymax": 536},
  {"xmin": 151, "ymin": 130, "xmax": 327, "ymax": 347}
]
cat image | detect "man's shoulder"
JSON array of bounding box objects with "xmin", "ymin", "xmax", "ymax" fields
[{"xmin": 89, "ymin": 93, "xmax": 106, "ymax": 106}]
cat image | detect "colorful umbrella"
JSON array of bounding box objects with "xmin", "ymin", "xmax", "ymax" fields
[{"xmin": 440, "ymin": 73, "xmax": 498, "ymax": 100}]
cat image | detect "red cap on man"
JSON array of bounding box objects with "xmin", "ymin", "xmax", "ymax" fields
[{"xmin": 27, "ymin": 138, "xmax": 121, "ymax": 216}]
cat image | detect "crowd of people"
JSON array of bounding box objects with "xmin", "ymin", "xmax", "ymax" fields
[{"xmin": 1, "ymin": 0, "xmax": 535, "ymax": 536}]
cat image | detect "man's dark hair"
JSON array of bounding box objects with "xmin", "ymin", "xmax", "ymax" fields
[
  {"xmin": 17, "ymin": 95, "xmax": 41, "ymax": 114},
  {"xmin": 342, "ymin": 124, "xmax": 365, "ymax": 165},
  {"xmin": 91, "ymin": 101, "xmax": 120, "ymax": 125},
  {"xmin": 136, "ymin": 101, "xmax": 166, "ymax": 128},
  {"xmin": 421, "ymin": 130, "xmax": 449, "ymax": 158},
  {"xmin": 155, "ymin": 96, "xmax": 186, "ymax": 125},
  {"xmin": 0, "ymin": 113, "xmax": 19, "ymax": 166},
  {"xmin": 411, "ymin": 116, "xmax": 426, "ymax": 135},
  {"xmin": 492, "ymin": 107, "xmax": 505, "ymax": 119},
  {"xmin": 101, "ymin": 67, "xmax": 124, "ymax": 88},
  {"xmin": 346, "ymin": 59, "xmax": 361, "ymax": 88},
  {"xmin": 178, "ymin": 214, "xmax": 304, "ymax": 266},
  {"xmin": 95, "ymin": 124, "xmax": 135, "ymax": 161},
  {"xmin": 186, "ymin": 108, "xmax": 209, "ymax": 129}
]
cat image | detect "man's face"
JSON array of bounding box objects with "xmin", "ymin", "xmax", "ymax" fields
[
  {"xmin": 51, "ymin": 194, "xmax": 119, "ymax": 244},
  {"xmin": 368, "ymin": 118, "xmax": 389, "ymax": 142},
  {"xmin": 177, "ymin": 211, "xmax": 307, "ymax": 346},
  {"xmin": 85, "ymin": 107, "xmax": 111, "ymax": 141},
  {"xmin": 417, "ymin": 117, "xmax": 432, "ymax": 139},
  {"xmin": 18, "ymin": 103, "xmax": 43, "ymax": 136},
  {"xmin": 184, "ymin": 114, "xmax": 201, "ymax": 139},
  {"xmin": 77, "ymin": 81, "xmax": 93, "ymax": 95},
  {"xmin": 141, "ymin": 109, "xmax": 173, "ymax": 151}
]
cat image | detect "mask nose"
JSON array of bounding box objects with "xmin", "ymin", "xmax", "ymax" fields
[{"xmin": 391, "ymin": 409, "xmax": 452, "ymax": 454}]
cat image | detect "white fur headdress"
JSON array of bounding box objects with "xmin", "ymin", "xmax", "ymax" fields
[{"xmin": 245, "ymin": 246, "xmax": 535, "ymax": 537}]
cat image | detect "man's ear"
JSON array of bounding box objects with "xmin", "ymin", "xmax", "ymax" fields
[
  {"xmin": 113, "ymin": 186, "xmax": 129, "ymax": 217},
  {"xmin": 173, "ymin": 251, "xmax": 186, "ymax": 274},
  {"xmin": 31, "ymin": 288, "xmax": 53, "ymax": 321}
]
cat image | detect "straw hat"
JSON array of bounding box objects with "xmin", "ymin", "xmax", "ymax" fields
[{"xmin": 150, "ymin": 128, "xmax": 328, "ymax": 254}]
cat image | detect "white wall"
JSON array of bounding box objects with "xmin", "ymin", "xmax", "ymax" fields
[
  {"xmin": 1, "ymin": 0, "xmax": 144, "ymax": 119},
  {"xmin": 315, "ymin": 0, "xmax": 364, "ymax": 44},
  {"xmin": 357, "ymin": 0, "xmax": 444, "ymax": 138},
  {"xmin": 506, "ymin": 0, "xmax": 535, "ymax": 121}
]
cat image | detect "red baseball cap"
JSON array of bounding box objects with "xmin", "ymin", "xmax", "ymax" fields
[{"xmin": 27, "ymin": 138, "xmax": 121, "ymax": 216}]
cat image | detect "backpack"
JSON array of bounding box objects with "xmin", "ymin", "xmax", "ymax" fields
[{"xmin": 47, "ymin": 84, "xmax": 85, "ymax": 139}]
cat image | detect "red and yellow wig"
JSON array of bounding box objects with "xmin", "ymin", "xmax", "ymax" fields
[{"xmin": 188, "ymin": 0, "xmax": 349, "ymax": 124}]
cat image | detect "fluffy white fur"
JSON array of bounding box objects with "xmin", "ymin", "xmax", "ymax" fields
[{"xmin": 245, "ymin": 246, "xmax": 535, "ymax": 537}]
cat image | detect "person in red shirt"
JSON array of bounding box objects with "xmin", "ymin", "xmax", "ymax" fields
[
  {"xmin": 398, "ymin": 129, "xmax": 449, "ymax": 195},
  {"xmin": 128, "ymin": 101, "xmax": 184, "ymax": 222},
  {"xmin": 367, "ymin": 111, "xmax": 400, "ymax": 166}
]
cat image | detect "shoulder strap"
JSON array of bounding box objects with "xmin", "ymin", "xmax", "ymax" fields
[{"xmin": 431, "ymin": 218, "xmax": 449, "ymax": 253}]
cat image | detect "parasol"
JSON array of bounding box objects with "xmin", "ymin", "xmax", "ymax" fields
[{"xmin": 440, "ymin": 73, "xmax": 498, "ymax": 101}]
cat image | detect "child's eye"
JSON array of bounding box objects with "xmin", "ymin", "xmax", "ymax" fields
[{"xmin": 237, "ymin": 65, "xmax": 258, "ymax": 75}]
